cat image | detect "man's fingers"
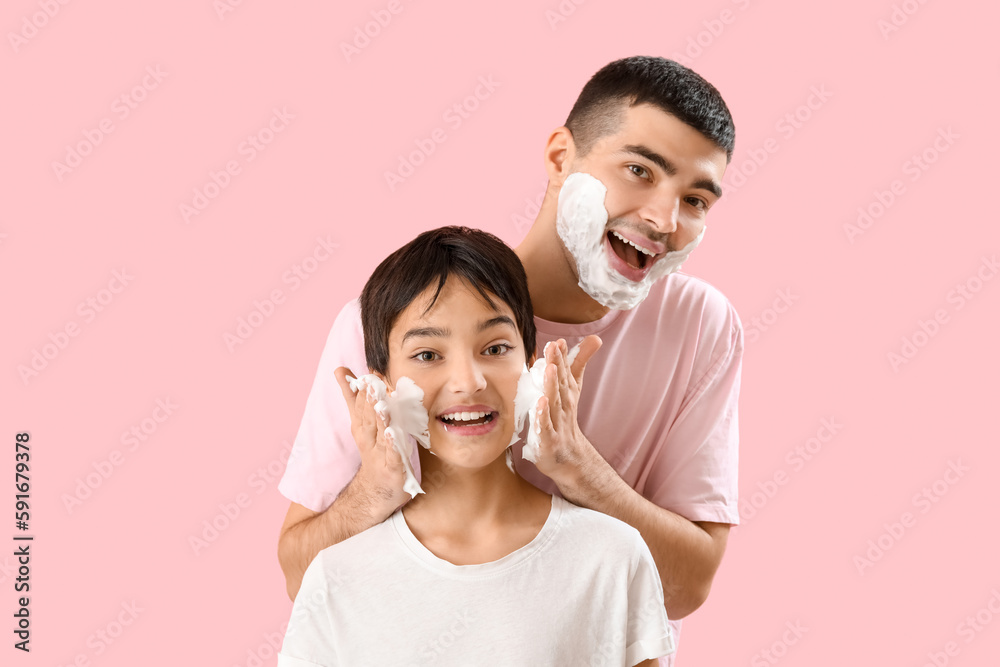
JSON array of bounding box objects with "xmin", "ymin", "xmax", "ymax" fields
[
  {"xmin": 545, "ymin": 360, "xmax": 562, "ymax": 417},
  {"xmin": 570, "ymin": 335, "xmax": 602, "ymax": 385}
]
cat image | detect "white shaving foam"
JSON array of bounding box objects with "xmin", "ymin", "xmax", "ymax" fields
[
  {"xmin": 556, "ymin": 171, "xmax": 705, "ymax": 310},
  {"xmin": 511, "ymin": 341, "xmax": 583, "ymax": 463},
  {"xmin": 348, "ymin": 374, "xmax": 430, "ymax": 499}
]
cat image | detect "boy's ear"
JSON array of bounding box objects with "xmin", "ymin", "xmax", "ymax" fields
[{"xmin": 373, "ymin": 369, "xmax": 392, "ymax": 391}]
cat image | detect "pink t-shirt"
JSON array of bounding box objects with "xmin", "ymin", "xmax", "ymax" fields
[{"xmin": 279, "ymin": 270, "xmax": 742, "ymax": 525}]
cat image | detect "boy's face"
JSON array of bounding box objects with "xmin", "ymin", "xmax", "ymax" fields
[
  {"xmin": 563, "ymin": 102, "xmax": 728, "ymax": 283},
  {"xmin": 385, "ymin": 275, "xmax": 527, "ymax": 470}
]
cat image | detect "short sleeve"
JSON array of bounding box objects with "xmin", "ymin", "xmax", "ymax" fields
[
  {"xmin": 646, "ymin": 298, "xmax": 743, "ymax": 525},
  {"xmin": 278, "ymin": 556, "xmax": 339, "ymax": 667},
  {"xmin": 278, "ymin": 299, "xmax": 368, "ymax": 512},
  {"xmin": 625, "ymin": 534, "xmax": 676, "ymax": 665}
]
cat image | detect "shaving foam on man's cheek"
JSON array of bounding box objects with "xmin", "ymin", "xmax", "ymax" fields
[
  {"xmin": 556, "ymin": 171, "xmax": 706, "ymax": 310},
  {"xmin": 348, "ymin": 374, "xmax": 430, "ymax": 498},
  {"xmin": 512, "ymin": 341, "xmax": 582, "ymax": 463}
]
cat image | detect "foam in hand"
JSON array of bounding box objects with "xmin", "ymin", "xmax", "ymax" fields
[
  {"xmin": 347, "ymin": 374, "xmax": 430, "ymax": 498},
  {"xmin": 513, "ymin": 341, "xmax": 581, "ymax": 463}
]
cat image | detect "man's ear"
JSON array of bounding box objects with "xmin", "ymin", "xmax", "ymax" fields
[{"xmin": 543, "ymin": 126, "xmax": 577, "ymax": 187}]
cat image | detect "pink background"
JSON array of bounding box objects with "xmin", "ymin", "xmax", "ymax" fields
[{"xmin": 3, "ymin": 1, "xmax": 998, "ymax": 665}]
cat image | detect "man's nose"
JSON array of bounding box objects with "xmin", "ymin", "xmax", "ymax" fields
[
  {"xmin": 638, "ymin": 188, "xmax": 680, "ymax": 235},
  {"xmin": 447, "ymin": 356, "xmax": 487, "ymax": 395}
]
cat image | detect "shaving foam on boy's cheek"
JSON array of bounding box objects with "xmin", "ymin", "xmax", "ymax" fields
[
  {"xmin": 556, "ymin": 171, "xmax": 706, "ymax": 310},
  {"xmin": 512, "ymin": 341, "xmax": 582, "ymax": 463},
  {"xmin": 348, "ymin": 374, "xmax": 430, "ymax": 498}
]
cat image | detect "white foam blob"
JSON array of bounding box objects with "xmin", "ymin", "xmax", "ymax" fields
[
  {"xmin": 556, "ymin": 171, "xmax": 706, "ymax": 310},
  {"xmin": 511, "ymin": 341, "xmax": 583, "ymax": 463},
  {"xmin": 348, "ymin": 374, "xmax": 430, "ymax": 498}
]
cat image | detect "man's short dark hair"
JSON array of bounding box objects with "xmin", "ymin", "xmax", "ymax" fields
[
  {"xmin": 360, "ymin": 226, "xmax": 536, "ymax": 375},
  {"xmin": 565, "ymin": 55, "xmax": 735, "ymax": 161}
]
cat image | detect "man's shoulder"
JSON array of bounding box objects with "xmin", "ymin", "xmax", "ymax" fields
[{"xmin": 626, "ymin": 272, "xmax": 742, "ymax": 339}]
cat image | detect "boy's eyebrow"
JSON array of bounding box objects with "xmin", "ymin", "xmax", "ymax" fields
[
  {"xmin": 400, "ymin": 316, "xmax": 517, "ymax": 345},
  {"xmin": 478, "ymin": 315, "xmax": 517, "ymax": 333},
  {"xmin": 619, "ymin": 143, "xmax": 723, "ymax": 199},
  {"xmin": 401, "ymin": 326, "xmax": 449, "ymax": 345}
]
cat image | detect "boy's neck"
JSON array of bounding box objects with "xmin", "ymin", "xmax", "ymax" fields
[{"xmin": 401, "ymin": 449, "xmax": 552, "ymax": 565}]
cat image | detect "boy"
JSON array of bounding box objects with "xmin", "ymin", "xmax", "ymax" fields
[{"xmin": 278, "ymin": 226, "xmax": 674, "ymax": 666}]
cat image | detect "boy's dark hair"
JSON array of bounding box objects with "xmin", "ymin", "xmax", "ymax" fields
[
  {"xmin": 360, "ymin": 226, "xmax": 536, "ymax": 375},
  {"xmin": 565, "ymin": 55, "xmax": 735, "ymax": 161}
]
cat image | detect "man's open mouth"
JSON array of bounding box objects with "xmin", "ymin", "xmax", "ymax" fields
[{"xmin": 607, "ymin": 230, "xmax": 657, "ymax": 270}]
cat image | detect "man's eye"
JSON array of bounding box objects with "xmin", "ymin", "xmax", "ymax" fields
[
  {"xmin": 628, "ymin": 164, "xmax": 649, "ymax": 179},
  {"xmin": 686, "ymin": 196, "xmax": 708, "ymax": 210}
]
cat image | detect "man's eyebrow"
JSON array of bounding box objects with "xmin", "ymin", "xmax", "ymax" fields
[{"xmin": 620, "ymin": 143, "xmax": 723, "ymax": 199}]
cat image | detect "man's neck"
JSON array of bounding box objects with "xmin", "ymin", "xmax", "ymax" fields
[{"xmin": 515, "ymin": 201, "xmax": 611, "ymax": 325}]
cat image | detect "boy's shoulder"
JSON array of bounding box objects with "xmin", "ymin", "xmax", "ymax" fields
[{"xmin": 553, "ymin": 496, "xmax": 646, "ymax": 556}]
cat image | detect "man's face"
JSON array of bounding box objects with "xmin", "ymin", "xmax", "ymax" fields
[
  {"xmin": 385, "ymin": 275, "xmax": 526, "ymax": 470},
  {"xmin": 563, "ymin": 103, "xmax": 728, "ymax": 286}
]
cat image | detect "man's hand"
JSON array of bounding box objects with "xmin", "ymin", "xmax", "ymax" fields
[
  {"xmin": 334, "ymin": 367, "xmax": 411, "ymax": 515},
  {"xmin": 532, "ymin": 335, "xmax": 603, "ymax": 490}
]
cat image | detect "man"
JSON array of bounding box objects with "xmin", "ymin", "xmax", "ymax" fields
[{"xmin": 278, "ymin": 55, "xmax": 741, "ymax": 662}]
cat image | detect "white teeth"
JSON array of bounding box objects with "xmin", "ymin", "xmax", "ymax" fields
[
  {"xmin": 612, "ymin": 230, "xmax": 656, "ymax": 256},
  {"xmin": 440, "ymin": 411, "xmax": 490, "ymax": 423}
]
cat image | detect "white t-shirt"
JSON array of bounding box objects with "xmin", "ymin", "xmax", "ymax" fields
[{"xmin": 278, "ymin": 495, "xmax": 675, "ymax": 666}]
